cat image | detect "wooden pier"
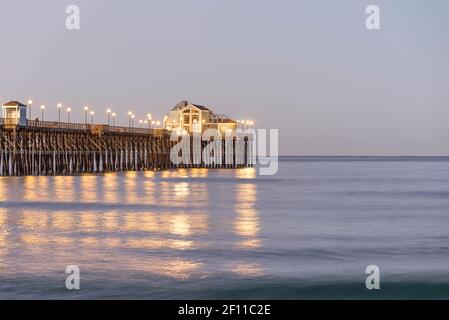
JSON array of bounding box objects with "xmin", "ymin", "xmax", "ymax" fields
[{"xmin": 0, "ymin": 119, "xmax": 253, "ymax": 176}]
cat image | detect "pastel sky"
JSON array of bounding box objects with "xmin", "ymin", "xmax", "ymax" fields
[{"xmin": 1, "ymin": 0, "xmax": 448, "ymax": 155}]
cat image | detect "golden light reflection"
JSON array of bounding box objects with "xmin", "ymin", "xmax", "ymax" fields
[
  {"xmin": 234, "ymin": 183, "xmax": 261, "ymax": 249},
  {"xmin": 103, "ymin": 211, "xmax": 120, "ymax": 231},
  {"xmin": 81, "ymin": 236, "xmax": 100, "ymax": 247},
  {"xmin": 80, "ymin": 212, "xmax": 98, "ymax": 231},
  {"xmin": 161, "ymin": 168, "xmax": 209, "ymax": 179},
  {"xmin": 124, "ymin": 171, "xmax": 139, "ymax": 204},
  {"xmin": 51, "ymin": 236, "xmax": 74, "ymax": 245},
  {"xmin": 129, "ymin": 257, "xmax": 203, "ymax": 280},
  {"xmin": 138, "ymin": 213, "xmax": 159, "ymax": 232},
  {"xmin": 121, "ymin": 211, "xmax": 208, "ymax": 236},
  {"xmin": 53, "ymin": 176, "xmax": 76, "ymax": 202},
  {"xmin": 20, "ymin": 211, "xmax": 49, "ymax": 230},
  {"xmin": 228, "ymin": 262, "xmax": 264, "ymax": 277},
  {"xmin": 37, "ymin": 176, "xmax": 50, "ymax": 201},
  {"xmin": 80, "ymin": 176, "xmax": 98, "ymax": 202},
  {"xmin": 169, "ymin": 213, "xmax": 191, "ymax": 236},
  {"xmin": 21, "ymin": 233, "xmax": 50, "ymax": 245},
  {"xmin": 239, "ymin": 239, "xmax": 261, "ymax": 249},
  {"xmin": 161, "ymin": 169, "xmax": 189, "ymax": 178},
  {"xmin": 51, "ymin": 211, "xmax": 75, "ymax": 231},
  {"xmin": 126, "ymin": 237, "xmax": 196, "ymax": 250},
  {"xmin": 161, "ymin": 259, "xmax": 202, "ymax": 280},
  {"xmin": 174, "ymin": 182, "xmax": 190, "ymax": 200},
  {"xmin": 23, "ymin": 176, "xmax": 40, "ymax": 201},
  {"xmin": 170, "ymin": 213, "xmax": 208, "ymax": 236},
  {"xmin": 159, "ymin": 181, "xmax": 192, "ymax": 206},
  {"xmin": 159, "ymin": 181, "xmax": 170, "ymax": 206},
  {"xmin": 143, "ymin": 177, "xmax": 156, "ymax": 205},
  {"xmin": 190, "ymin": 168, "xmax": 209, "ymax": 178},
  {"xmin": 190, "ymin": 183, "xmax": 208, "ymax": 202},
  {"xmin": 143, "ymin": 171, "xmax": 156, "ymax": 178},
  {"xmin": 102, "ymin": 174, "xmax": 119, "ymax": 203},
  {"xmin": 125, "ymin": 171, "xmax": 138, "ymax": 179},
  {"xmin": 234, "ymin": 208, "xmax": 260, "ymax": 238},
  {"xmin": 236, "ymin": 182, "xmax": 256, "ymax": 206},
  {"xmin": 23, "ymin": 176, "xmax": 33, "ymax": 200},
  {"xmin": 235, "ymin": 167, "xmax": 256, "ymax": 179},
  {"xmin": 102, "ymin": 237, "xmax": 121, "ymax": 248},
  {"xmin": 122, "ymin": 212, "xmax": 141, "ymax": 231},
  {"xmin": 168, "ymin": 238, "xmax": 197, "ymax": 250}
]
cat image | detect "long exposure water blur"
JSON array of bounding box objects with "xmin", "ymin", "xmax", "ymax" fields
[{"xmin": 1, "ymin": 157, "xmax": 449, "ymax": 299}]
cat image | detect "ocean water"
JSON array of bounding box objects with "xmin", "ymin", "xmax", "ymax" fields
[{"xmin": 1, "ymin": 157, "xmax": 449, "ymax": 299}]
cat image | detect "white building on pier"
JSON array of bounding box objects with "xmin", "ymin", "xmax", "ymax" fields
[{"xmin": 164, "ymin": 101, "xmax": 237, "ymax": 135}]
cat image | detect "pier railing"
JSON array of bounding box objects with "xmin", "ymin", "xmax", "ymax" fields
[
  {"xmin": 27, "ymin": 119, "xmax": 90, "ymax": 131},
  {"xmin": 0, "ymin": 118, "xmax": 166, "ymax": 136},
  {"xmin": 1, "ymin": 118, "xmax": 248, "ymax": 138}
]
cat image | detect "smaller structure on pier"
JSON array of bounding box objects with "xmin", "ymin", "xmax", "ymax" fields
[
  {"xmin": 1, "ymin": 101, "xmax": 27, "ymax": 127},
  {"xmin": 164, "ymin": 100, "xmax": 237, "ymax": 135}
]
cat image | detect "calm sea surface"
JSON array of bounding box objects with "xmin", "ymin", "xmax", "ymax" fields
[{"xmin": 1, "ymin": 157, "xmax": 449, "ymax": 299}]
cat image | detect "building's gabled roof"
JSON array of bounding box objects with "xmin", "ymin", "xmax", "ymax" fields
[
  {"xmin": 2, "ymin": 100, "xmax": 27, "ymax": 107},
  {"xmin": 191, "ymin": 103, "xmax": 209, "ymax": 111},
  {"xmin": 171, "ymin": 100, "xmax": 211, "ymax": 112}
]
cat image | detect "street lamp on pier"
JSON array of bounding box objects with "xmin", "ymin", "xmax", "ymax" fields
[
  {"xmin": 112, "ymin": 112, "xmax": 116, "ymax": 126},
  {"xmin": 128, "ymin": 111, "xmax": 132, "ymax": 128},
  {"xmin": 57, "ymin": 103, "xmax": 62, "ymax": 122},
  {"xmin": 67, "ymin": 108, "xmax": 71, "ymax": 123},
  {"xmin": 90, "ymin": 110, "xmax": 95, "ymax": 125},
  {"xmin": 107, "ymin": 108, "xmax": 111, "ymax": 126},
  {"xmin": 40, "ymin": 105, "xmax": 45, "ymax": 121},
  {"xmin": 27, "ymin": 100, "xmax": 33, "ymax": 120},
  {"xmin": 84, "ymin": 106, "xmax": 89, "ymax": 124}
]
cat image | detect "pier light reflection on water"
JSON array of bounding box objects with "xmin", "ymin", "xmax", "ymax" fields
[
  {"xmin": 0, "ymin": 168, "xmax": 262, "ymax": 293},
  {"xmin": 3, "ymin": 158, "xmax": 449, "ymax": 299}
]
